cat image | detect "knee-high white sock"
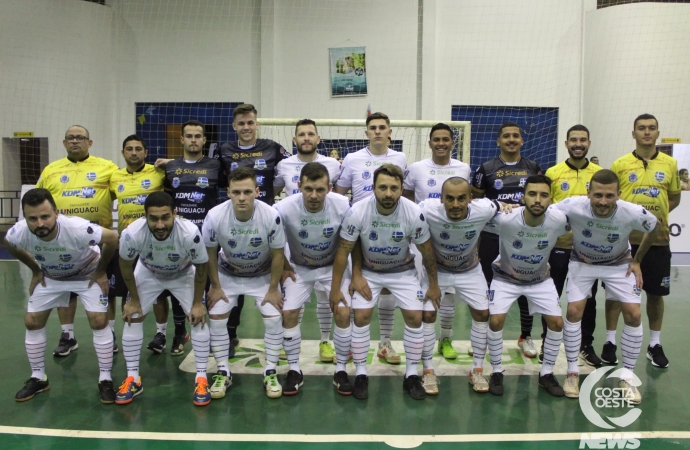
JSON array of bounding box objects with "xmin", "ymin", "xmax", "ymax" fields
[
  {"xmin": 378, "ymin": 294, "xmax": 395, "ymax": 341},
  {"xmin": 315, "ymin": 289, "xmax": 333, "ymax": 342},
  {"xmin": 283, "ymin": 325, "xmax": 302, "ymax": 372},
  {"xmin": 564, "ymin": 319, "xmax": 581, "ymax": 374},
  {"xmin": 540, "ymin": 328, "xmax": 563, "ymax": 377},
  {"xmin": 191, "ymin": 322, "xmax": 210, "ymax": 380},
  {"xmin": 620, "ymin": 324, "xmax": 643, "ymax": 379},
  {"xmin": 422, "ymin": 322, "xmax": 436, "ymax": 370},
  {"xmin": 352, "ymin": 324, "xmax": 370, "ymax": 376},
  {"xmin": 487, "ymin": 328, "xmax": 504, "ymax": 373},
  {"xmin": 109, "ymin": 320, "xmax": 115, "ymax": 333},
  {"xmin": 333, "ymin": 324, "xmax": 352, "ymax": 372},
  {"xmin": 438, "ymin": 295, "xmax": 455, "ymax": 340},
  {"xmin": 92, "ymin": 327, "xmax": 113, "ymax": 381},
  {"xmin": 26, "ymin": 328, "xmax": 47, "ymax": 380},
  {"xmin": 209, "ymin": 319, "xmax": 230, "ymax": 374},
  {"xmin": 263, "ymin": 316, "xmax": 284, "ymax": 374},
  {"xmin": 122, "ymin": 322, "xmax": 143, "ymax": 379},
  {"xmin": 403, "ymin": 324, "xmax": 424, "ymax": 378},
  {"xmin": 470, "ymin": 320, "xmax": 489, "ymax": 369}
]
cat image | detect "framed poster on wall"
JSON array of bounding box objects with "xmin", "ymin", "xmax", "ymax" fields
[{"xmin": 329, "ymin": 46, "xmax": 367, "ymax": 97}]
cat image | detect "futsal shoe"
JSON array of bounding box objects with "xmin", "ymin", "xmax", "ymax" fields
[
  {"xmin": 538, "ymin": 373, "xmax": 565, "ymax": 397},
  {"xmin": 619, "ymin": 379, "xmax": 641, "ymax": 405},
  {"xmin": 403, "ymin": 375, "xmax": 427, "ymax": 400},
  {"xmin": 563, "ymin": 373, "xmax": 580, "ymax": 398},
  {"xmin": 98, "ymin": 380, "xmax": 116, "ymax": 404},
  {"xmin": 147, "ymin": 332, "xmax": 166, "ymax": 354},
  {"xmin": 353, "ymin": 375, "xmax": 369, "ymax": 400},
  {"xmin": 438, "ymin": 338, "xmax": 458, "ymax": 360},
  {"xmin": 193, "ymin": 378, "xmax": 211, "ymax": 406},
  {"xmin": 489, "ymin": 373, "xmax": 504, "ymax": 396},
  {"xmin": 600, "ymin": 342, "xmax": 618, "ymax": 365},
  {"xmin": 210, "ymin": 371, "xmax": 232, "ymax": 399},
  {"xmin": 422, "ymin": 369, "xmax": 439, "ymax": 395},
  {"xmin": 319, "ymin": 341, "xmax": 336, "ymax": 363},
  {"xmin": 282, "ymin": 370, "xmax": 304, "ymax": 396},
  {"xmin": 53, "ymin": 332, "xmax": 78, "ymax": 357},
  {"xmin": 468, "ymin": 368, "xmax": 489, "ymax": 393},
  {"xmin": 377, "ymin": 340, "xmax": 401, "ymax": 364},
  {"xmin": 264, "ymin": 369, "xmax": 282, "ymax": 399},
  {"xmin": 518, "ymin": 336, "xmax": 538, "ymax": 358},
  {"xmin": 170, "ymin": 333, "xmax": 190, "ymax": 356},
  {"xmin": 115, "ymin": 376, "xmax": 143, "ymax": 404},
  {"xmin": 646, "ymin": 344, "xmax": 669, "ymax": 368},
  {"xmin": 15, "ymin": 377, "xmax": 50, "ymax": 402},
  {"xmin": 333, "ymin": 371, "xmax": 353, "ymax": 395}
]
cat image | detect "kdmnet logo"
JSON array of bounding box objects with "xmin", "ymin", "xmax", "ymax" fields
[{"xmin": 579, "ymin": 366, "xmax": 642, "ymax": 449}]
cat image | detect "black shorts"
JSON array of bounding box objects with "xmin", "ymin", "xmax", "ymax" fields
[
  {"xmin": 478, "ymin": 231, "xmax": 499, "ymax": 284},
  {"xmin": 631, "ymin": 244, "xmax": 671, "ymax": 296},
  {"xmin": 548, "ymin": 248, "xmax": 571, "ymax": 298},
  {"xmin": 108, "ymin": 249, "xmax": 136, "ymax": 298}
]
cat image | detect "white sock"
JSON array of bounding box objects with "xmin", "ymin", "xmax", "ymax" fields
[
  {"xmin": 438, "ymin": 295, "xmax": 455, "ymax": 340},
  {"xmin": 422, "ymin": 322, "xmax": 436, "ymax": 370},
  {"xmin": 61, "ymin": 324, "xmax": 74, "ymax": 340},
  {"xmin": 122, "ymin": 322, "xmax": 143, "ymax": 379},
  {"xmin": 209, "ymin": 319, "xmax": 230, "ymax": 374},
  {"xmin": 540, "ymin": 328, "xmax": 563, "ymax": 377},
  {"xmin": 315, "ymin": 289, "xmax": 333, "ymax": 342},
  {"xmin": 263, "ymin": 316, "xmax": 284, "ymax": 373},
  {"xmin": 403, "ymin": 324, "xmax": 424, "ymax": 378},
  {"xmin": 333, "ymin": 324, "xmax": 352, "ymax": 372},
  {"xmin": 109, "ymin": 320, "xmax": 115, "ymax": 333},
  {"xmin": 352, "ymin": 324, "xmax": 370, "ymax": 376},
  {"xmin": 564, "ymin": 319, "xmax": 581, "ymax": 375},
  {"xmin": 283, "ymin": 325, "xmax": 302, "ymax": 372},
  {"xmin": 621, "ymin": 324, "xmax": 643, "ymax": 372},
  {"xmin": 156, "ymin": 322, "xmax": 167, "ymax": 335},
  {"xmin": 92, "ymin": 327, "xmax": 113, "ymax": 381},
  {"xmin": 377, "ymin": 294, "xmax": 395, "ymax": 341},
  {"xmin": 606, "ymin": 330, "xmax": 616, "ymax": 346},
  {"xmin": 649, "ymin": 330, "xmax": 661, "ymax": 347},
  {"xmin": 191, "ymin": 322, "xmax": 210, "ymax": 380},
  {"xmin": 470, "ymin": 320, "xmax": 489, "ymax": 369},
  {"xmin": 487, "ymin": 328, "xmax": 504, "ymax": 373},
  {"xmin": 26, "ymin": 328, "xmax": 47, "ymax": 380}
]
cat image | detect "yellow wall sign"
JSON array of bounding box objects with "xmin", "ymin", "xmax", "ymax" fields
[
  {"xmin": 13, "ymin": 131, "xmax": 34, "ymax": 138},
  {"xmin": 662, "ymin": 138, "xmax": 681, "ymax": 143}
]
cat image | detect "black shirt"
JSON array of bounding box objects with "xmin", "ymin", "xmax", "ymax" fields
[
  {"xmin": 164, "ymin": 157, "xmax": 224, "ymax": 228},
  {"xmin": 473, "ymin": 156, "xmax": 542, "ymax": 203}
]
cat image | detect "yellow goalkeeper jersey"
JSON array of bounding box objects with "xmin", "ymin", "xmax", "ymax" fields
[
  {"xmin": 36, "ymin": 155, "xmax": 118, "ymax": 228},
  {"xmin": 610, "ymin": 150, "xmax": 681, "ymax": 246},
  {"xmin": 545, "ymin": 159, "xmax": 602, "ymax": 249},
  {"xmin": 109, "ymin": 164, "xmax": 166, "ymax": 234}
]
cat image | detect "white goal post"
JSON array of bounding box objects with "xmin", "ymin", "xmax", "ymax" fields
[{"xmin": 257, "ymin": 119, "xmax": 471, "ymax": 166}]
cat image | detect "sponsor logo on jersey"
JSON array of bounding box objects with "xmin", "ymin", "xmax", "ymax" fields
[
  {"xmin": 228, "ymin": 239, "xmax": 237, "ymax": 248},
  {"xmin": 511, "ymin": 254, "xmax": 544, "ymax": 264},
  {"xmin": 363, "ymin": 185, "xmax": 373, "ymax": 192},
  {"xmin": 403, "ymin": 170, "xmax": 410, "ymax": 179},
  {"xmin": 231, "ymin": 228, "xmax": 259, "ymax": 235},
  {"xmin": 655, "ymin": 171, "xmax": 665, "ymax": 183},
  {"xmin": 513, "ymin": 239, "xmax": 523, "ymax": 249},
  {"xmin": 428, "ymin": 193, "xmax": 441, "ymax": 198},
  {"xmin": 189, "ymin": 248, "xmax": 197, "ymax": 260},
  {"xmin": 587, "ymin": 220, "xmax": 595, "ymax": 227},
  {"xmin": 122, "ymin": 194, "xmax": 148, "ymax": 205},
  {"xmin": 440, "ymin": 243, "xmax": 470, "ymax": 252},
  {"xmin": 249, "ymin": 237, "xmax": 263, "ymax": 247},
  {"xmin": 35, "ymin": 254, "xmax": 45, "ymax": 262},
  {"xmin": 322, "ymin": 227, "xmax": 334, "ymax": 238},
  {"xmin": 631, "ymin": 187, "xmax": 660, "ymax": 198},
  {"xmin": 362, "ymin": 171, "xmax": 371, "ymax": 180},
  {"xmin": 60, "ymin": 175, "xmax": 69, "ymax": 184},
  {"xmin": 519, "ymin": 178, "xmax": 527, "ymax": 188},
  {"xmin": 254, "ymin": 159, "xmax": 267, "ymax": 170},
  {"xmin": 292, "ymin": 189, "xmax": 299, "ymax": 194},
  {"xmin": 172, "ymin": 177, "xmax": 180, "ymax": 188},
  {"xmin": 497, "ymin": 192, "xmax": 523, "ymax": 201},
  {"xmin": 369, "ymin": 231, "xmax": 378, "ymax": 240},
  {"xmin": 232, "ymin": 152, "xmax": 262, "ymax": 160},
  {"xmin": 464, "ymin": 230, "xmax": 477, "ymax": 240},
  {"xmin": 416, "ymin": 290, "xmax": 424, "ymax": 302},
  {"xmin": 428, "ymin": 179, "xmax": 436, "ymax": 187},
  {"xmin": 86, "ymin": 172, "xmax": 97, "ymax": 182},
  {"xmin": 414, "ymin": 227, "xmax": 423, "ymax": 239},
  {"xmin": 661, "ymin": 276, "xmax": 670, "ymax": 288},
  {"xmin": 536, "ymin": 240, "xmax": 549, "ymax": 250},
  {"xmin": 197, "ymin": 177, "xmax": 209, "ymax": 188},
  {"xmin": 175, "ymin": 168, "xmax": 208, "ymax": 175},
  {"xmin": 494, "ymin": 179, "xmax": 503, "ymax": 190},
  {"xmin": 346, "ymin": 224, "xmax": 356, "ymax": 235},
  {"xmin": 582, "ymin": 229, "xmax": 592, "ymax": 237},
  {"xmin": 298, "ymin": 230, "xmax": 309, "ymax": 239},
  {"xmin": 117, "ymin": 184, "xmax": 125, "ymax": 193},
  {"xmin": 606, "ymin": 233, "xmax": 620, "ymax": 243},
  {"xmin": 208, "ymin": 229, "xmax": 216, "ymax": 242},
  {"xmin": 629, "ymin": 173, "xmax": 638, "ymax": 183},
  {"xmin": 301, "ymin": 242, "xmax": 332, "ymax": 252},
  {"xmin": 228, "ymin": 162, "xmax": 238, "ymax": 171},
  {"xmin": 140, "ymin": 179, "xmax": 151, "ymax": 189},
  {"xmin": 368, "ymin": 246, "xmax": 401, "ymax": 256},
  {"xmin": 127, "ymin": 248, "xmax": 137, "ymax": 258},
  {"xmin": 229, "ymin": 251, "xmax": 261, "ymax": 260},
  {"xmin": 580, "ymin": 241, "xmax": 613, "ymax": 253},
  {"xmin": 391, "ymin": 231, "xmax": 404, "ymax": 242},
  {"xmin": 168, "ymin": 253, "xmax": 181, "ymax": 262},
  {"xmin": 145, "ymin": 252, "xmax": 153, "ymax": 260},
  {"xmin": 292, "ymin": 175, "xmax": 299, "ymax": 183},
  {"xmin": 62, "ymin": 187, "xmax": 96, "ymax": 198},
  {"xmin": 561, "ymin": 181, "xmax": 570, "ymax": 192},
  {"xmin": 642, "ymin": 220, "xmax": 652, "ymax": 231},
  {"xmin": 256, "ymin": 175, "xmax": 265, "ymax": 186}
]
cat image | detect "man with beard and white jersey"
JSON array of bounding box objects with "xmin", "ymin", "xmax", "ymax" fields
[
  {"xmin": 473, "ymin": 122, "xmax": 543, "ymax": 359},
  {"xmin": 542, "ymin": 125, "xmax": 603, "ymax": 367},
  {"xmin": 331, "ymin": 164, "xmax": 441, "ymax": 400},
  {"xmin": 334, "ymin": 112, "xmax": 408, "ymax": 365},
  {"xmin": 117, "ymin": 192, "xmax": 211, "ymax": 406},
  {"xmin": 418, "ymin": 177, "xmax": 501, "ymax": 395},
  {"xmin": 274, "ymin": 119, "xmax": 343, "ymax": 364},
  {"xmin": 486, "ymin": 175, "xmax": 569, "ymax": 398},
  {"xmin": 6, "ymin": 189, "xmax": 118, "ymax": 404},
  {"xmin": 216, "ymin": 104, "xmax": 289, "ymax": 354},
  {"xmin": 203, "ymin": 167, "xmax": 286, "ymax": 399},
  {"xmin": 274, "ymin": 162, "xmax": 352, "ymax": 396},
  {"xmin": 403, "ymin": 122, "xmax": 471, "ymax": 361},
  {"xmin": 553, "ymin": 170, "xmax": 659, "ymax": 402}
]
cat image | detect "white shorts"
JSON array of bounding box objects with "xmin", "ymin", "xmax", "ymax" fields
[
  {"xmin": 566, "ymin": 261, "xmax": 641, "ymax": 304},
  {"xmin": 209, "ymin": 271, "xmax": 279, "ymax": 316},
  {"xmin": 28, "ymin": 277, "xmax": 108, "ymax": 313},
  {"xmin": 351, "ymin": 268, "xmax": 434, "ymax": 312},
  {"xmin": 132, "ymin": 264, "xmax": 197, "ymax": 316},
  {"xmin": 488, "ymin": 278, "xmax": 562, "ymax": 317},
  {"xmin": 422, "ymin": 264, "xmax": 488, "ymax": 311},
  {"xmin": 282, "ymin": 265, "xmax": 351, "ymax": 311}
]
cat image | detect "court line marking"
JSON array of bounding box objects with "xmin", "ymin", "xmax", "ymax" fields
[{"xmin": 1, "ymin": 426, "xmax": 689, "ymax": 444}]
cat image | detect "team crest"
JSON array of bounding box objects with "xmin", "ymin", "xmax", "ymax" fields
[
  {"xmin": 346, "ymin": 224, "xmax": 356, "ymax": 236},
  {"xmin": 141, "ymin": 179, "xmax": 151, "ymax": 189},
  {"xmin": 59, "ymin": 254, "xmax": 72, "ymax": 262},
  {"xmin": 292, "ymin": 175, "xmax": 299, "ymax": 183},
  {"xmin": 560, "ymin": 181, "xmax": 570, "ymax": 192},
  {"xmin": 414, "ymin": 227, "xmax": 423, "ymax": 239},
  {"xmin": 35, "ymin": 254, "xmax": 45, "ymax": 262},
  {"xmin": 494, "ymin": 179, "xmax": 503, "ymax": 190},
  {"xmin": 464, "ymin": 230, "xmax": 477, "ymax": 240},
  {"xmin": 632, "ymin": 286, "xmax": 642, "ymax": 297},
  {"xmin": 647, "ymin": 187, "xmax": 660, "ymax": 198},
  {"xmin": 519, "ymin": 178, "xmax": 527, "ymax": 188},
  {"xmin": 196, "ymin": 177, "xmax": 209, "ymax": 188},
  {"xmin": 582, "ymin": 229, "xmax": 592, "ymax": 238},
  {"xmin": 167, "ymin": 253, "xmax": 181, "ymax": 262},
  {"xmin": 585, "ymin": 182, "xmax": 590, "ymax": 189},
  {"xmin": 228, "ymin": 239, "xmax": 237, "ymax": 248},
  {"xmin": 86, "ymin": 172, "xmax": 97, "ymax": 182},
  {"xmin": 391, "ymin": 231, "xmax": 405, "ymax": 242},
  {"xmin": 298, "ymin": 230, "xmax": 309, "ymax": 239},
  {"xmin": 416, "ymin": 290, "xmax": 425, "ymax": 302},
  {"xmin": 230, "ymin": 162, "xmax": 238, "ymax": 171},
  {"xmin": 486, "ymin": 290, "xmax": 495, "ymax": 303},
  {"xmin": 661, "ymin": 276, "xmax": 670, "ymax": 288},
  {"xmin": 322, "ymin": 227, "xmax": 334, "ymax": 238},
  {"xmin": 254, "ymin": 159, "xmax": 267, "ymax": 170},
  {"xmin": 99, "ymin": 295, "xmax": 108, "ymax": 307},
  {"xmin": 427, "ymin": 179, "xmax": 436, "ymax": 187},
  {"xmin": 362, "ymin": 171, "xmax": 371, "ymax": 180},
  {"xmin": 369, "ymin": 231, "xmax": 378, "ymax": 241},
  {"xmin": 60, "ymin": 175, "xmax": 69, "ymax": 184},
  {"xmin": 536, "ymin": 240, "xmax": 549, "ymax": 250},
  {"xmin": 172, "ymin": 177, "xmax": 180, "ymax": 188},
  {"xmin": 440, "ymin": 231, "xmax": 450, "ymax": 240},
  {"xmin": 629, "ymin": 173, "xmax": 638, "ymax": 183},
  {"xmin": 117, "ymin": 184, "xmax": 125, "ymax": 193},
  {"xmin": 655, "ymin": 172, "xmax": 665, "ymax": 183},
  {"xmin": 513, "ymin": 240, "xmax": 523, "ymax": 249},
  {"xmin": 256, "ymin": 175, "xmax": 265, "ymax": 186},
  {"xmin": 250, "ymin": 237, "xmax": 263, "ymax": 247},
  {"xmin": 606, "ymin": 233, "xmax": 620, "ymax": 243}
]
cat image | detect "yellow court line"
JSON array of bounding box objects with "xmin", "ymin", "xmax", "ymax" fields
[{"xmin": 0, "ymin": 426, "xmax": 689, "ymax": 445}]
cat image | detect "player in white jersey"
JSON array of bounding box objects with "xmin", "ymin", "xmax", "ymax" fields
[
  {"xmin": 403, "ymin": 122, "xmax": 472, "ymax": 361},
  {"xmin": 331, "ymin": 164, "xmax": 441, "ymax": 400},
  {"xmin": 486, "ymin": 175, "xmax": 570, "ymax": 398},
  {"xmin": 117, "ymin": 192, "xmax": 211, "ymax": 406},
  {"xmin": 203, "ymin": 167, "xmax": 287, "ymax": 399},
  {"xmin": 419, "ymin": 177, "xmax": 503, "ymax": 394},
  {"xmin": 334, "ymin": 112, "xmax": 409, "ymax": 365},
  {"xmin": 274, "ymin": 162, "xmax": 353, "ymax": 395},
  {"xmin": 552, "ymin": 170, "xmax": 659, "ymax": 402},
  {"xmin": 5, "ymin": 188, "xmax": 119, "ymax": 404},
  {"xmin": 274, "ymin": 119, "xmax": 343, "ymax": 364}
]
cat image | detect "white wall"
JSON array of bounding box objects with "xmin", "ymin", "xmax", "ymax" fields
[{"xmin": 584, "ymin": 3, "xmax": 690, "ymax": 169}]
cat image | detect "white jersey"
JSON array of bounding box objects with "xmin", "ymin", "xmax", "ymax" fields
[
  {"xmin": 552, "ymin": 196, "xmax": 657, "ymax": 266},
  {"xmin": 274, "ymin": 192, "xmax": 350, "ymax": 268},
  {"xmin": 274, "ymin": 154, "xmax": 342, "ymax": 196},
  {"xmin": 203, "ymin": 199, "xmax": 286, "ymax": 277},
  {"xmin": 334, "ymin": 147, "xmax": 408, "ymax": 203},
  {"xmin": 6, "ymin": 215, "xmax": 102, "ymax": 281},
  {"xmin": 492, "ymin": 207, "xmax": 569, "ymax": 285},
  {"xmin": 420, "ymin": 198, "xmax": 498, "ymax": 273},
  {"xmin": 340, "ymin": 196, "xmax": 429, "ymax": 273},
  {"xmin": 403, "ymin": 158, "xmax": 471, "ymax": 202},
  {"xmin": 120, "ymin": 217, "xmax": 208, "ymax": 276}
]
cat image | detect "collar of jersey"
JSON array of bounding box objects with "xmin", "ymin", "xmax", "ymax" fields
[
  {"xmin": 588, "ymin": 204, "xmax": 618, "ymax": 220},
  {"xmin": 632, "ymin": 150, "xmax": 659, "ymax": 162},
  {"xmin": 520, "ymin": 208, "xmax": 545, "ymax": 228},
  {"xmin": 372, "ymin": 195, "xmax": 401, "ymax": 217},
  {"xmin": 126, "ymin": 164, "xmax": 147, "ymax": 174},
  {"xmin": 181, "ymin": 156, "xmax": 205, "ymax": 164},
  {"xmin": 67, "ymin": 154, "xmax": 91, "ymax": 164},
  {"xmin": 365, "ymin": 147, "xmax": 392, "ymax": 157},
  {"xmin": 299, "ymin": 197, "xmax": 328, "ymax": 214},
  {"xmin": 231, "ymin": 204, "xmax": 256, "ymax": 223},
  {"xmin": 564, "ymin": 159, "xmax": 590, "ymax": 171},
  {"xmin": 498, "ymin": 156, "xmax": 521, "ymax": 165}
]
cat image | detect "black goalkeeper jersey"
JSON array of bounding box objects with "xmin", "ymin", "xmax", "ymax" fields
[
  {"xmin": 217, "ymin": 138, "xmax": 288, "ymax": 205},
  {"xmin": 472, "ymin": 156, "xmax": 542, "ymax": 204},
  {"xmin": 164, "ymin": 157, "xmax": 223, "ymax": 228}
]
